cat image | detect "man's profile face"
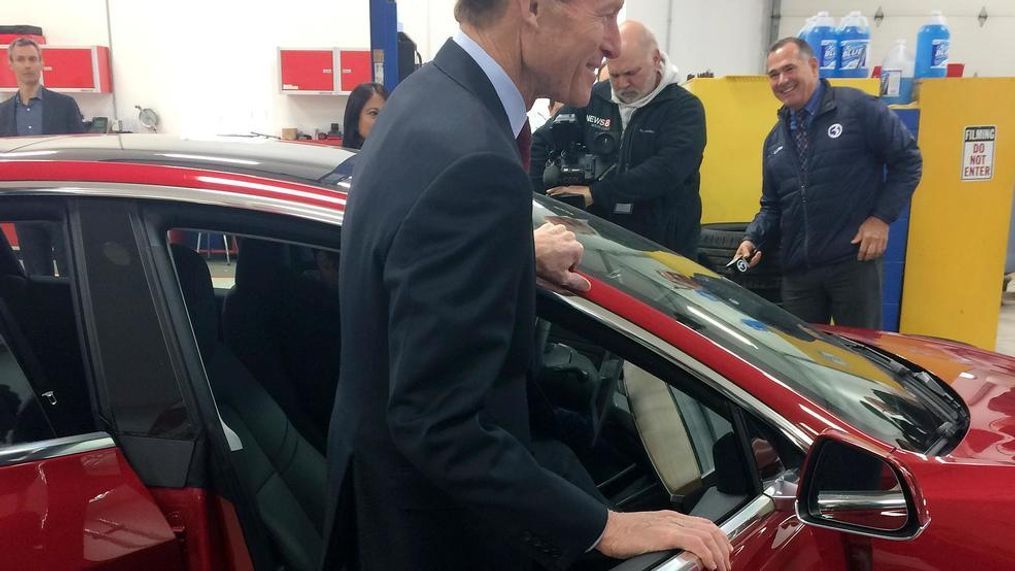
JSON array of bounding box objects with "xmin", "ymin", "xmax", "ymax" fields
[
  {"xmin": 766, "ymin": 43, "xmax": 819, "ymax": 110},
  {"xmin": 529, "ymin": 0, "xmax": 624, "ymax": 107},
  {"xmin": 609, "ymin": 47, "xmax": 660, "ymax": 103},
  {"xmin": 8, "ymin": 44, "xmax": 43, "ymax": 87}
]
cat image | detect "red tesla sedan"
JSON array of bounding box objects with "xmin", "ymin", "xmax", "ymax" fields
[{"xmin": 0, "ymin": 135, "xmax": 1011, "ymax": 570}]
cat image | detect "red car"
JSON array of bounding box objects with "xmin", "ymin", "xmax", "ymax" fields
[{"xmin": 0, "ymin": 135, "xmax": 1011, "ymax": 570}]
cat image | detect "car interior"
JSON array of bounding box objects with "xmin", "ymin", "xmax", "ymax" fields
[
  {"xmin": 163, "ymin": 224, "xmax": 795, "ymax": 571},
  {"xmin": 0, "ymin": 207, "xmax": 796, "ymax": 571}
]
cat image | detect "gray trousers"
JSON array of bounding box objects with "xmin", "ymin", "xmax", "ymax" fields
[{"xmin": 781, "ymin": 258, "xmax": 883, "ymax": 329}]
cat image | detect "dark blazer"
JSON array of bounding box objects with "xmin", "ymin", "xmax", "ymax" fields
[
  {"xmin": 322, "ymin": 39, "xmax": 607, "ymax": 570},
  {"xmin": 0, "ymin": 87, "xmax": 84, "ymax": 136}
]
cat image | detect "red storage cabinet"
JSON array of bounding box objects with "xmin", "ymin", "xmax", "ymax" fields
[
  {"xmin": 0, "ymin": 63, "xmax": 15, "ymax": 89},
  {"xmin": 42, "ymin": 46, "xmax": 111, "ymax": 92},
  {"xmin": 338, "ymin": 49, "xmax": 372, "ymax": 92},
  {"xmin": 279, "ymin": 48, "xmax": 336, "ymax": 93},
  {"xmin": 0, "ymin": 46, "xmax": 111, "ymax": 92},
  {"xmin": 279, "ymin": 47, "xmax": 371, "ymax": 94}
]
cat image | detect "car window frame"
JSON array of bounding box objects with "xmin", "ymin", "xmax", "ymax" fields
[
  {"xmin": 70, "ymin": 196, "xmax": 208, "ymax": 487},
  {"xmin": 136, "ymin": 197, "xmax": 341, "ymax": 569},
  {"xmin": 0, "ymin": 194, "xmax": 100, "ymax": 445},
  {"xmin": 538, "ymin": 291, "xmax": 794, "ymax": 570}
]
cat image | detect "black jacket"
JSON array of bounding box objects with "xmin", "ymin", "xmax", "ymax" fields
[
  {"xmin": 322, "ymin": 40, "xmax": 606, "ymax": 571},
  {"xmin": 531, "ymin": 80, "xmax": 706, "ymax": 258},
  {"xmin": 745, "ymin": 81, "xmax": 922, "ymax": 273},
  {"xmin": 0, "ymin": 87, "xmax": 83, "ymax": 136}
]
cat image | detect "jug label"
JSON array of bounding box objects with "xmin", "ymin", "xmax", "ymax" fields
[
  {"xmin": 931, "ymin": 39, "xmax": 949, "ymax": 69},
  {"xmin": 840, "ymin": 40, "xmax": 869, "ymax": 70},
  {"xmin": 880, "ymin": 70, "xmax": 901, "ymax": 97},
  {"xmin": 820, "ymin": 40, "xmax": 837, "ymax": 70}
]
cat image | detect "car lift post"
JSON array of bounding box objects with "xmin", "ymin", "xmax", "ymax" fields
[{"xmin": 370, "ymin": 0, "xmax": 400, "ymax": 93}]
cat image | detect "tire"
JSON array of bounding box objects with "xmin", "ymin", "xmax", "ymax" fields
[
  {"xmin": 698, "ymin": 222, "xmax": 783, "ymax": 303},
  {"xmin": 699, "ymin": 223, "xmax": 749, "ymax": 250}
]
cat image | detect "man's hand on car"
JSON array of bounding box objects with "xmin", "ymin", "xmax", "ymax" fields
[
  {"xmin": 596, "ymin": 510, "xmax": 733, "ymax": 571},
  {"xmin": 534, "ymin": 222, "xmax": 591, "ymax": 293},
  {"xmin": 547, "ymin": 185, "xmax": 594, "ymax": 207}
]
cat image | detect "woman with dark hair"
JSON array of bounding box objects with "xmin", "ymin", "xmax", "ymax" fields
[{"xmin": 342, "ymin": 82, "xmax": 388, "ymax": 149}]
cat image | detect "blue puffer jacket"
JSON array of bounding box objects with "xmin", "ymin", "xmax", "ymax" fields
[{"xmin": 745, "ymin": 81, "xmax": 922, "ymax": 273}]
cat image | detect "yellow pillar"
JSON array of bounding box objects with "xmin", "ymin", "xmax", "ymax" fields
[{"xmin": 899, "ymin": 78, "xmax": 1015, "ymax": 349}]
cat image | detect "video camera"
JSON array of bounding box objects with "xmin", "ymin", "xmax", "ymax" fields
[{"xmin": 542, "ymin": 113, "xmax": 618, "ymax": 189}]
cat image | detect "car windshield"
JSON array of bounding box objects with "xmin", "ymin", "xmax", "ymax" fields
[{"xmin": 533, "ymin": 196, "xmax": 952, "ymax": 453}]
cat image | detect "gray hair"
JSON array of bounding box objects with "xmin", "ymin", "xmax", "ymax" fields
[
  {"xmin": 8, "ymin": 37, "xmax": 42, "ymax": 61},
  {"xmin": 454, "ymin": 0, "xmax": 509, "ymax": 27},
  {"xmin": 768, "ymin": 37, "xmax": 814, "ymax": 60}
]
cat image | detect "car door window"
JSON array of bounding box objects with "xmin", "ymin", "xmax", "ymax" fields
[
  {"xmin": 168, "ymin": 230, "xmax": 240, "ymax": 290},
  {"xmin": 160, "ymin": 226, "xmax": 338, "ymax": 571},
  {"xmin": 0, "ymin": 214, "xmax": 94, "ymax": 442},
  {"xmin": 2, "ymin": 221, "xmax": 69, "ymax": 277},
  {"xmin": 0, "ymin": 330, "xmax": 56, "ymax": 445}
]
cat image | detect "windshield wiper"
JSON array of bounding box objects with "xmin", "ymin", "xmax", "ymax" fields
[
  {"xmin": 834, "ymin": 335, "xmax": 966, "ymax": 420},
  {"xmin": 834, "ymin": 335, "xmax": 968, "ymax": 454}
]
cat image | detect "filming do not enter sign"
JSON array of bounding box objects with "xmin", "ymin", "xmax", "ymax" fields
[{"xmin": 962, "ymin": 125, "xmax": 996, "ymax": 181}]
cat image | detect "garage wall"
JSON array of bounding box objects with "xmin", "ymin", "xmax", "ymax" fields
[
  {"xmin": 626, "ymin": 0, "xmax": 772, "ymax": 77},
  {"xmin": 778, "ymin": 1, "xmax": 1015, "ymax": 78},
  {"xmin": 399, "ymin": 1, "xmax": 630, "ymax": 62},
  {"xmin": 399, "ymin": 0, "xmax": 459, "ymax": 63},
  {"xmin": 105, "ymin": 0, "xmax": 369, "ymax": 136},
  {"xmin": 1, "ymin": 0, "xmax": 370, "ymax": 136},
  {"xmin": 13, "ymin": 2, "xmax": 1012, "ymax": 137}
]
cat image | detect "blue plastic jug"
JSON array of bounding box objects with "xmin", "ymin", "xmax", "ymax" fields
[
  {"xmin": 915, "ymin": 11, "xmax": 950, "ymax": 78},
  {"xmin": 837, "ymin": 11, "xmax": 871, "ymax": 78},
  {"xmin": 803, "ymin": 11, "xmax": 839, "ymax": 78}
]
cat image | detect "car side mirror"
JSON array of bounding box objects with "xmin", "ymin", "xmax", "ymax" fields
[{"xmin": 796, "ymin": 433, "xmax": 928, "ymax": 540}]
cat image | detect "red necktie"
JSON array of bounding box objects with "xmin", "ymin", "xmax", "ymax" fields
[{"xmin": 516, "ymin": 119, "xmax": 532, "ymax": 172}]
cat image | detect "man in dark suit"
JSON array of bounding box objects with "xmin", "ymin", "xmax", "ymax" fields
[
  {"xmin": 3, "ymin": 37, "xmax": 83, "ymax": 276},
  {"xmin": 323, "ymin": 1, "xmax": 731, "ymax": 570}
]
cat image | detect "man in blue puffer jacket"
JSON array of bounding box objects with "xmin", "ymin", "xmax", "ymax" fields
[{"xmin": 736, "ymin": 37, "xmax": 922, "ymax": 329}]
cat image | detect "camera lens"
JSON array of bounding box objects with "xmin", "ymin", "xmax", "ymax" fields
[{"xmin": 592, "ymin": 131, "xmax": 618, "ymax": 155}]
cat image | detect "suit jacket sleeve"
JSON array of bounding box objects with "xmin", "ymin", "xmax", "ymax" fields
[
  {"xmin": 383, "ymin": 152, "xmax": 607, "ymax": 568},
  {"xmin": 590, "ymin": 94, "xmax": 706, "ymax": 208},
  {"xmin": 863, "ymin": 96, "xmax": 921, "ymax": 223}
]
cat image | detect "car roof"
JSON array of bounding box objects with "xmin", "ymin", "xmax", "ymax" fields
[{"xmin": 0, "ymin": 134, "xmax": 356, "ymax": 188}]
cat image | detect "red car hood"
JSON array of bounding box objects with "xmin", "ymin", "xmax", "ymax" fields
[{"xmin": 828, "ymin": 327, "xmax": 1015, "ymax": 465}]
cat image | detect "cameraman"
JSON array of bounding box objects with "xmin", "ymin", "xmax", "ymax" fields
[{"xmin": 531, "ymin": 21, "xmax": 706, "ymax": 258}]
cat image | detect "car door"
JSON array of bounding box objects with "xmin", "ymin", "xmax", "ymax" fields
[
  {"xmin": 134, "ymin": 197, "xmax": 343, "ymax": 571},
  {"xmin": 0, "ymin": 195, "xmax": 188, "ymax": 570},
  {"xmin": 537, "ymin": 291, "xmax": 850, "ymax": 570}
]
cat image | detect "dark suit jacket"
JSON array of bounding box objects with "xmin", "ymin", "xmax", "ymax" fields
[
  {"xmin": 322, "ymin": 40, "xmax": 607, "ymax": 570},
  {"xmin": 0, "ymin": 87, "xmax": 84, "ymax": 137}
]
